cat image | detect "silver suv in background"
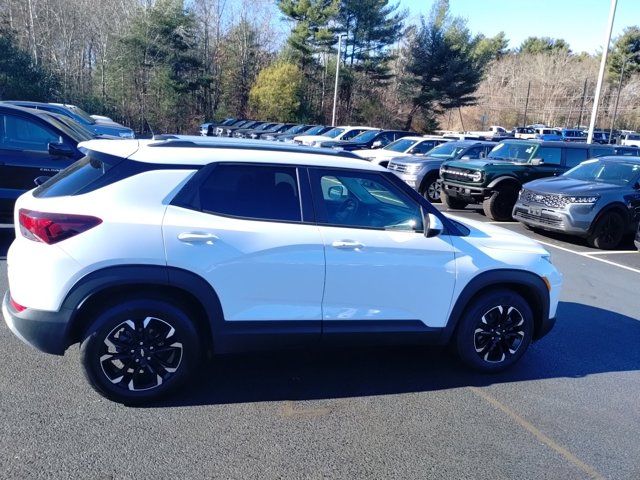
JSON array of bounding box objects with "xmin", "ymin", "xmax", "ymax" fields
[
  {"xmin": 387, "ymin": 140, "xmax": 496, "ymax": 202},
  {"xmin": 513, "ymin": 156, "xmax": 640, "ymax": 249}
]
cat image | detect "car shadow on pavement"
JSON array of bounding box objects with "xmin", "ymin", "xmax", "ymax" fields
[
  {"xmin": 0, "ymin": 226, "xmax": 14, "ymax": 260},
  {"xmin": 148, "ymin": 301, "xmax": 640, "ymax": 408}
]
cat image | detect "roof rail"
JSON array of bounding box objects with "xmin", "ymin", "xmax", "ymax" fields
[{"xmin": 147, "ymin": 138, "xmax": 362, "ymax": 159}]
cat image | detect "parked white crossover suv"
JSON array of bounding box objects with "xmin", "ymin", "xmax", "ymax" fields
[
  {"xmin": 2, "ymin": 138, "xmax": 562, "ymax": 404},
  {"xmin": 294, "ymin": 126, "xmax": 376, "ymax": 147},
  {"xmin": 352, "ymin": 136, "xmax": 450, "ymax": 166}
]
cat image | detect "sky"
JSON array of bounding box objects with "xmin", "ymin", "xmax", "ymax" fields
[{"xmin": 400, "ymin": 0, "xmax": 640, "ymax": 54}]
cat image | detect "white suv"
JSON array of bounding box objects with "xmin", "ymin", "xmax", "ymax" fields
[{"xmin": 2, "ymin": 138, "xmax": 562, "ymax": 404}]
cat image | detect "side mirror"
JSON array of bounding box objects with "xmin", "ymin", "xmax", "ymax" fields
[
  {"xmin": 530, "ymin": 158, "xmax": 544, "ymax": 166},
  {"xmin": 34, "ymin": 175, "xmax": 52, "ymax": 186},
  {"xmin": 48, "ymin": 142, "xmax": 76, "ymax": 158},
  {"xmin": 328, "ymin": 185, "xmax": 346, "ymax": 199},
  {"xmin": 371, "ymin": 140, "xmax": 383, "ymax": 149},
  {"xmin": 424, "ymin": 212, "xmax": 444, "ymax": 238}
]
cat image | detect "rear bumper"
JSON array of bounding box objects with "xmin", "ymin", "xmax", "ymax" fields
[{"xmin": 2, "ymin": 291, "xmax": 72, "ymax": 355}]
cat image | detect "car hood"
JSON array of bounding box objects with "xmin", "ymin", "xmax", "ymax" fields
[
  {"xmin": 446, "ymin": 213, "xmax": 549, "ymax": 255},
  {"xmin": 353, "ymin": 149, "xmax": 407, "ymax": 158},
  {"xmin": 523, "ymin": 176, "xmax": 624, "ymax": 194},
  {"xmin": 392, "ymin": 155, "xmax": 444, "ymax": 166},
  {"xmin": 444, "ymin": 158, "xmax": 519, "ymax": 169},
  {"xmin": 92, "ymin": 123, "xmax": 134, "ymax": 137},
  {"xmin": 294, "ymin": 134, "xmax": 331, "ymax": 143}
]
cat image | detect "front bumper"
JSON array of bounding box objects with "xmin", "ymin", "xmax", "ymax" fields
[
  {"xmin": 2, "ymin": 291, "xmax": 72, "ymax": 355},
  {"xmin": 441, "ymin": 181, "xmax": 489, "ymax": 202},
  {"xmin": 512, "ymin": 201, "xmax": 595, "ymax": 236}
]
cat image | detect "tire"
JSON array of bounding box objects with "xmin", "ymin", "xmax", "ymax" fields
[
  {"xmin": 455, "ymin": 289, "xmax": 534, "ymax": 373},
  {"xmin": 80, "ymin": 298, "xmax": 201, "ymax": 404},
  {"xmin": 441, "ymin": 190, "xmax": 468, "ymax": 210},
  {"xmin": 482, "ymin": 186, "xmax": 518, "ymax": 221},
  {"xmin": 421, "ymin": 173, "xmax": 441, "ymax": 203},
  {"xmin": 587, "ymin": 211, "xmax": 626, "ymax": 250}
]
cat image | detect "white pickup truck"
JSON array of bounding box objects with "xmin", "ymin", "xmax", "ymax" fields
[
  {"xmin": 621, "ymin": 133, "xmax": 640, "ymax": 147},
  {"xmin": 466, "ymin": 125, "xmax": 509, "ymax": 138}
]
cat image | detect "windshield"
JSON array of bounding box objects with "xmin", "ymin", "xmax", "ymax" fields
[
  {"xmin": 350, "ymin": 130, "xmax": 381, "ymax": 143},
  {"xmin": 64, "ymin": 105, "xmax": 95, "ymax": 124},
  {"xmin": 304, "ymin": 125, "xmax": 325, "ymax": 135},
  {"xmin": 488, "ymin": 142, "xmax": 537, "ymax": 163},
  {"xmin": 383, "ymin": 138, "xmax": 418, "ymax": 152},
  {"xmin": 323, "ymin": 127, "xmax": 345, "ymax": 138},
  {"xmin": 426, "ymin": 142, "xmax": 467, "ymax": 159},
  {"xmin": 564, "ymin": 160, "xmax": 640, "ymax": 186},
  {"xmin": 285, "ymin": 124, "xmax": 306, "ymax": 134},
  {"xmin": 52, "ymin": 115, "xmax": 94, "ymax": 141}
]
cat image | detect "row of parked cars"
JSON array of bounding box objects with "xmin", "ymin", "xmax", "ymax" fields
[{"xmin": 200, "ymin": 117, "xmax": 640, "ymax": 251}]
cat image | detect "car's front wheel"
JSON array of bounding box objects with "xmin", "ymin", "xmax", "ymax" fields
[
  {"xmin": 80, "ymin": 298, "xmax": 201, "ymax": 404},
  {"xmin": 482, "ymin": 186, "xmax": 518, "ymax": 221},
  {"xmin": 587, "ymin": 211, "xmax": 625, "ymax": 250},
  {"xmin": 421, "ymin": 173, "xmax": 441, "ymax": 203},
  {"xmin": 455, "ymin": 290, "xmax": 534, "ymax": 372}
]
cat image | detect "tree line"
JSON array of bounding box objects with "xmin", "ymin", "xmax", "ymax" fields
[{"xmin": 1, "ymin": 0, "xmax": 639, "ymax": 134}]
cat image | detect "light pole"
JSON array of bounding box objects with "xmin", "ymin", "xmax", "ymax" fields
[
  {"xmin": 587, "ymin": 0, "xmax": 617, "ymax": 144},
  {"xmin": 331, "ymin": 33, "xmax": 346, "ymax": 127}
]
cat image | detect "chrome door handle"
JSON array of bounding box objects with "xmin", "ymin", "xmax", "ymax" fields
[
  {"xmin": 332, "ymin": 240, "xmax": 364, "ymax": 250},
  {"xmin": 177, "ymin": 232, "xmax": 218, "ymax": 243}
]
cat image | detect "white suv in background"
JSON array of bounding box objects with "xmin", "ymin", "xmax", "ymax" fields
[
  {"xmin": 2, "ymin": 138, "xmax": 562, "ymax": 404},
  {"xmin": 294, "ymin": 125, "xmax": 376, "ymax": 147},
  {"xmin": 352, "ymin": 136, "xmax": 450, "ymax": 166}
]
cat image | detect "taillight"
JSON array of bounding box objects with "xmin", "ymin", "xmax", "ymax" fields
[
  {"xmin": 9, "ymin": 296, "xmax": 26, "ymax": 312},
  {"xmin": 19, "ymin": 209, "xmax": 102, "ymax": 244}
]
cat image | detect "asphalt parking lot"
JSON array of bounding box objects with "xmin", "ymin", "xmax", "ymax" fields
[{"xmin": 1, "ymin": 211, "xmax": 639, "ymax": 480}]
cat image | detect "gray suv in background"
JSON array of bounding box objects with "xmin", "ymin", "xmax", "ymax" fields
[
  {"xmin": 387, "ymin": 140, "xmax": 496, "ymax": 202},
  {"xmin": 513, "ymin": 156, "xmax": 640, "ymax": 249}
]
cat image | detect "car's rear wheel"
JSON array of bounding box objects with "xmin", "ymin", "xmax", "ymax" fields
[
  {"xmin": 80, "ymin": 299, "xmax": 201, "ymax": 404},
  {"xmin": 441, "ymin": 189, "xmax": 468, "ymax": 210},
  {"xmin": 421, "ymin": 173, "xmax": 441, "ymax": 203},
  {"xmin": 455, "ymin": 290, "xmax": 534, "ymax": 372},
  {"xmin": 587, "ymin": 211, "xmax": 625, "ymax": 250},
  {"xmin": 482, "ymin": 186, "xmax": 518, "ymax": 221}
]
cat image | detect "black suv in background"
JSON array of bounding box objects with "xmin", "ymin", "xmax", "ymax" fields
[
  {"xmin": 0, "ymin": 104, "xmax": 85, "ymax": 222},
  {"xmin": 440, "ymin": 140, "xmax": 615, "ymax": 221}
]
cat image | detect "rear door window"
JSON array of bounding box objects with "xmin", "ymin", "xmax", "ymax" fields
[
  {"xmin": 564, "ymin": 148, "xmax": 588, "ymax": 168},
  {"xmin": 197, "ymin": 164, "xmax": 302, "ymax": 223},
  {"xmin": 538, "ymin": 147, "xmax": 562, "ymax": 165}
]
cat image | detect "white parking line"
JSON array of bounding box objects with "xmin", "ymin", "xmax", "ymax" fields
[
  {"xmin": 535, "ymin": 240, "xmax": 640, "ymax": 275},
  {"xmin": 583, "ymin": 250, "xmax": 638, "ymax": 255}
]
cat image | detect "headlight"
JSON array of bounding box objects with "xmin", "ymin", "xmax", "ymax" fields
[
  {"xmin": 470, "ymin": 171, "xmax": 482, "ymax": 182},
  {"xmin": 439, "ymin": 165, "xmax": 445, "ymax": 176},
  {"xmin": 565, "ymin": 195, "xmax": 599, "ymax": 204},
  {"xmin": 404, "ymin": 163, "xmax": 422, "ymax": 175}
]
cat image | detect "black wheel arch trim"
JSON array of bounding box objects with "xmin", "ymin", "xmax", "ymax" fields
[
  {"xmin": 441, "ymin": 269, "xmax": 551, "ymax": 343},
  {"xmin": 588, "ymin": 202, "xmax": 631, "ymax": 235},
  {"xmin": 62, "ymin": 265, "xmax": 224, "ymax": 350}
]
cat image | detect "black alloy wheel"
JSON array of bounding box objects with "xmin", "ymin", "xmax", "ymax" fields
[
  {"xmin": 81, "ymin": 299, "xmax": 200, "ymax": 404},
  {"xmin": 455, "ymin": 290, "xmax": 534, "ymax": 372},
  {"xmin": 587, "ymin": 211, "xmax": 625, "ymax": 250},
  {"xmin": 422, "ymin": 174, "xmax": 441, "ymax": 203},
  {"xmin": 472, "ymin": 305, "xmax": 526, "ymax": 363}
]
